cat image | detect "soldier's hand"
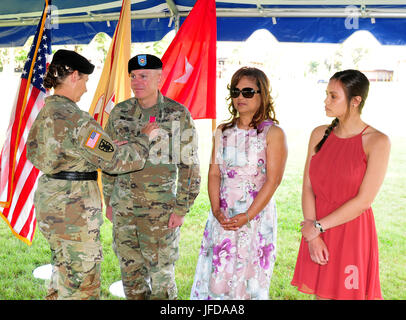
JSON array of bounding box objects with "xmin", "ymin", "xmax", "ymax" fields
[
  {"xmin": 168, "ymin": 213, "xmax": 184, "ymax": 229},
  {"xmin": 141, "ymin": 122, "xmax": 159, "ymax": 139},
  {"xmin": 113, "ymin": 139, "xmax": 128, "ymax": 146},
  {"xmin": 106, "ymin": 206, "xmax": 113, "ymax": 222}
]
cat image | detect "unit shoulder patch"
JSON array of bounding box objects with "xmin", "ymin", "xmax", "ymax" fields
[{"xmin": 98, "ymin": 139, "xmax": 115, "ymax": 153}]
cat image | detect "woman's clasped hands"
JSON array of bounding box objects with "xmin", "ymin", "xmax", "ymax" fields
[
  {"xmin": 213, "ymin": 209, "xmax": 250, "ymax": 231},
  {"xmin": 301, "ymin": 219, "xmax": 329, "ymax": 266}
]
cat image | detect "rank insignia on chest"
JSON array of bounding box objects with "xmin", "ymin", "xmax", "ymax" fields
[{"xmin": 98, "ymin": 139, "xmax": 115, "ymax": 153}]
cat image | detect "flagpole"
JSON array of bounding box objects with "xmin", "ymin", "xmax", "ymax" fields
[{"xmin": 1, "ymin": 0, "xmax": 49, "ymax": 209}]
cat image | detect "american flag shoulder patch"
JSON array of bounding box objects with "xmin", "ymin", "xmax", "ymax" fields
[{"xmin": 85, "ymin": 130, "xmax": 101, "ymax": 149}]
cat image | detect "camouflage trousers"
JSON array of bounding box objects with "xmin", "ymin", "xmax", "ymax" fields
[
  {"xmin": 34, "ymin": 178, "xmax": 103, "ymax": 300},
  {"xmin": 112, "ymin": 208, "xmax": 180, "ymax": 300},
  {"xmin": 42, "ymin": 238, "xmax": 102, "ymax": 300}
]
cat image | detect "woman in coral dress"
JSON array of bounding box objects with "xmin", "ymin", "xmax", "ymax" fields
[
  {"xmin": 291, "ymin": 69, "xmax": 391, "ymax": 300},
  {"xmin": 190, "ymin": 67, "xmax": 287, "ymax": 300}
]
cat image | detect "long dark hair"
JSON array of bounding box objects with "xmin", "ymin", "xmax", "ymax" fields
[
  {"xmin": 315, "ymin": 69, "xmax": 370, "ymax": 152},
  {"xmin": 222, "ymin": 67, "xmax": 278, "ymax": 132}
]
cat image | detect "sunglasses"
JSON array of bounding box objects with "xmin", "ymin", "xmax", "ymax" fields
[{"xmin": 230, "ymin": 87, "xmax": 261, "ymax": 99}]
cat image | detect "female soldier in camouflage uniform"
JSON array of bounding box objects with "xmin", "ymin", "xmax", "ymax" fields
[{"xmin": 27, "ymin": 50, "xmax": 157, "ymax": 300}]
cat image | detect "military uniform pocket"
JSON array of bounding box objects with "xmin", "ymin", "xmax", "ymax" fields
[
  {"xmin": 136, "ymin": 214, "xmax": 161, "ymax": 267},
  {"xmin": 159, "ymin": 225, "xmax": 180, "ymax": 265},
  {"xmin": 60, "ymin": 238, "xmax": 103, "ymax": 263},
  {"xmin": 35, "ymin": 178, "xmax": 70, "ymax": 240},
  {"xmin": 80, "ymin": 181, "xmax": 103, "ymax": 242}
]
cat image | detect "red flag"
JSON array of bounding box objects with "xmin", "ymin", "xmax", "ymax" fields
[
  {"xmin": 0, "ymin": 1, "xmax": 52, "ymax": 245},
  {"xmin": 160, "ymin": 0, "xmax": 217, "ymax": 120}
]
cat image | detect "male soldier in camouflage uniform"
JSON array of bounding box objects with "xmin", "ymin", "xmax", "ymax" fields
[
  {"xmin": 103, "ymin": 54, "xmax": 201, "ymax": 300},
  {"xmin": 26, "ymin": 50, "xmax": 157, "ymax": 300}
]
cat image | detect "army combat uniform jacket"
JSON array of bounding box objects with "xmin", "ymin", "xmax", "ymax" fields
[
  {"xmin": 27, "ymin": 95, "xmax": 150, "ymax": 177},
  {"xmin": 27, "ymin": 94, "xmax": 151, "ymax": 242},
  {"xmin": 26, "ymin": 95, "xmax": 150, "ymax": 299},
  {"xmin": 102, "ymin": 92, "xmax": 201, "ymax": 217},
  {"xmin": 101, "ymin": 92, "xmax": 200, "ymax": 299}
]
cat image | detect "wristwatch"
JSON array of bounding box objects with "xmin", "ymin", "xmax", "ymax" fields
[{"xmin": 313, "ymin": 220, "xmax": 325, "ymax": 233}]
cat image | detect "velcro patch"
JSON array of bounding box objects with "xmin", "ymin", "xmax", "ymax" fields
[
  {"xmin": 85, "ymin": 130, "xmax": 101, "ymax": 149},
  {"xmin": 98, "ymin": 139, "xmax": 114, "ymax": 153}
]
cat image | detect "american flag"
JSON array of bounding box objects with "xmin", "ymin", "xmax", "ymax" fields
[{"xmin": 0, "ymin": 1, "xmax": 52, "ymax": 245}]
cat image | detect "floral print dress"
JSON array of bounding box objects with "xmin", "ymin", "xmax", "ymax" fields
[{"xmin": 190, "ymin": 121, "xmax": 277, "ymax": 300}]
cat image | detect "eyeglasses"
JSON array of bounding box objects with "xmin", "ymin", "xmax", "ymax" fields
[{"xmin": 230, "ymin": 87, "xmax": 261, "ymax": 99}]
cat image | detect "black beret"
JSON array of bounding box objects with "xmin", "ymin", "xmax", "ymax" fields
[
  {"xmin": 128, "ymin": 54, "xmax": 163, "ymax": 73},
  {"xmin": 51, "ymin": 49, "xmax": 95, "ymax": 74}
]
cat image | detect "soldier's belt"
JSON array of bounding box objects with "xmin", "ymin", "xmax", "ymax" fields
[{"xmin": 46, "ymin": 171, "xmax": 98, "ymax": 181}]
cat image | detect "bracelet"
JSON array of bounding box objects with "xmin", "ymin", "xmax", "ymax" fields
[
  {"xmin": 245, "ymin": 212, "xmax": 251, "ymax": 228},
  {"xmin": 313, "ymin": 220, "xmax": 325, "ymax": 233}
]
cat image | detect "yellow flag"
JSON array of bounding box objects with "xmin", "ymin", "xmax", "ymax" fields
[
  {"xmin": 88, "ymin": 0, "xmax": 131, "ymax": 203},
  {"xmin": 89, "ymin": 0, "xmax": 131, "ymax": 129}
]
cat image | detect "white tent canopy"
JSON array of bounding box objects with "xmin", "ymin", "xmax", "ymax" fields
[{"xmin": 1, "ymin": 1, "xmax": 406, "ymax": 46}]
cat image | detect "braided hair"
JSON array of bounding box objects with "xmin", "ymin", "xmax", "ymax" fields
[
  {"xmin": 315, "ymin": 69, "xmax": 370, "ymax": 153},
  {"xmin": 315, "ymin": 118, "xmax": 339, "ymax": 152}
]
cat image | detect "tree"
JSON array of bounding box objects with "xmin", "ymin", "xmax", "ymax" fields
[
  {"xmin": 352, "ymin": 47, "xmax": 369, "ymax": 69},
  {"xmin": 14, "ymin": 49, "xmax": 28, "ymax": 69},
  {"xmin": 308, "ymin": 61, "xmax": 319, "ymax": 74},
  {"xmin": 93, "ymin": 32, "xmax": 110, "ymax": 62},
  {"xmin": 0, "ymin": 48, "xmax": 10, "ymax": 71}
]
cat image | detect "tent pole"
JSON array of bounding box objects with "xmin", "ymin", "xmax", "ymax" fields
[
  {"xmin": 165, "ymin": 0, "xmax": 180, "ymax": 32},
  {"xmin": 4, "ymin": 7, "xmax": 406, "ymax": 26}
]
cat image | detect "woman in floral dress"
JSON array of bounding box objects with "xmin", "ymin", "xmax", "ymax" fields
[{"xmin": 190, "ymin": 67, "xmax": 288, "ymax": 300}]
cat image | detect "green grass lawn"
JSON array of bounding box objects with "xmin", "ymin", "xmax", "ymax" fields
[{"xmin": 0, "ymin": 128, "xmax": 405, "ymax": 300}]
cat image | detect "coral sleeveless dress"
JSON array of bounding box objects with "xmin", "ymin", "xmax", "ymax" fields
[
  {"xmin": 190, "ymin": 121, "xmax": 277, "ymax": 300},
  {"xmin": 291, "ymin": 126, "xmax": 382, "ymax": 300}
]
